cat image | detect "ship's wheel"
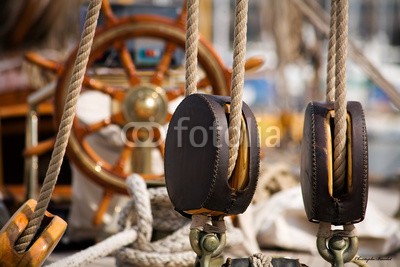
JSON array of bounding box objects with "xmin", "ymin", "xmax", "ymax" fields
[{"xmin": 52, "ymin": 1, "xmax": 231, "ymax": 223}]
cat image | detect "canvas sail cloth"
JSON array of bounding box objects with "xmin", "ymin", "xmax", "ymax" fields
[{"xmin": 239, "ymin": 185, "xmax": 400, "ymax": 256}]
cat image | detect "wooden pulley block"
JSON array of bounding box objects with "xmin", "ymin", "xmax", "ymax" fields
[
  {"xmin": 165, "ymin": 94, "xmax": 260, "ymax": 216},
  {"xmin": 0, "ymin": 199, "xmax": 67, "ymax": 267},
  {"xmin": 300, "ymin": 101, "xmax": 368, "ymax": 225}
]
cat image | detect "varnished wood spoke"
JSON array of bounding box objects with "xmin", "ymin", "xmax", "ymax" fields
[
  {"xmin": 110, "ymin": 111, "xmax": 125, "ymax": 125},
  {"xmin": 112, "ymin": 145, "xmax": 133, "ymax": 174},
  {"xmin": 23, "ymin": 138, "xmax": 56, "ymax": 157},
  {"xmin": 150, "ymin": 42, "xmax": 177, "ymax": 86},
  {"xmin": 197, "ymin": 77, "xmax": 211, "ymax": 88},
  {"xmin": 115, "ymin": 42, "xmax": 141, "ymax": 86},
  {"xmin": 166, "ymin": 112, "xmax": 173, "ymax": 122},
  {"xmin": 83, "ymin": 76, "xmax": 125, "ymax": 101},
  {"xmin": 75, "ymin": 118, "xmax": 112, "ymax": 140},
  {"xmin": 92, "ymin": 191, "xmax": 113, "ymax": 226},
  {"xmin": 25, "ymin": 52, "xmax": 63, "ymax": 74},
  {"xmin": 176, "ymin": 0, "xmax": 188, "ymax": 26},
  {"xmin": 101, "ymin": 0, "xmax": 117, "ymax": 25},
  {"xmin": 166, "ymin": 86, "xmax": 185, "ymax": 101}
]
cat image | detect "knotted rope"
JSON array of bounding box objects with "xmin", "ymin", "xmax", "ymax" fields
[
  {"xmin": 48, "ymin": 174, "xmax": 244, "ymax": 267},
  {"xmin": 249, "ymin": 253, "xmax": 273, "ymax": 267},
  {"xmin": 184, "ymin": 0, "xmax": 249, "ymax": 178},
  {"xmin": 324, "ymin": 0, "xmax": 348, "ymax": 194},
  {"xmin": 15, "ymin": 0, "xmax": 102, "ymax": 252}
]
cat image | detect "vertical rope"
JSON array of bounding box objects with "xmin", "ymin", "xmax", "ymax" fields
[
  {"xmin": 326, "ymin": 0, "xmax": 336, "ymax": 102},
  {"xmin": 184, "ymin": 0, "xmax": 248, "ymax": 177},
  {"xmin": 185, "ymin": 0, "xmax": 199, "ymax": 96},
  {"xmin": 333, "ymin": 0, "xmax": 348, "ymax": 194},
  {"xmin": 14, "ymin": 0, "xmax": 102, "ymax": 252},
  {"xmin": 227, "ymin": 0, "xmax": 248, "ymax": 178}
]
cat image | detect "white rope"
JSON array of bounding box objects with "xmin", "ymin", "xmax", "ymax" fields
[
  {"xmin": 249, "ymin": 253, "xmax": 273, "ymax": 267},
  {"xmin": 15, "ymin": 0, "xmax": 102, "ymax": 252},
  {"xmin": 49, "ymin": 174, "xmax": 243, "ymax": 267},
  {"xmin": 46, "ymin": 229, "xmax": 137, "ymax": 267}
]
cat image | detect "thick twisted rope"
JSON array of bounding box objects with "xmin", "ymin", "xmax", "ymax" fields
[
  {"xmin": 249, "ymin": 253, "xmax": 273, "ymax": 267},
  {"xmin": 48, "ymin": 174, "xmax": 243, "ymax": 267},
  {"xmin": 326, "ymin": 0, "xmax": 336, "ymax": 102},
  {"xmin": 46, "ymin": 229, "xmax": 138, "ymax": 267},
  {"xmin": 332, "ymin": 0, "xmax": 348, "ymax": 194},
  {"xmin": 184, "ymin": 0, "xmax": 248, "ymax": 178},
  {"xmin": 185, "ymin": 0, "xmax": 199, "ymax": 96},
  {"xmin": 15, "ymin": 0, "xmax": 102, "ymax": 252},
  {"xmin": 227, "ymin": 0, "xmax": 248, "ymax": 178}
]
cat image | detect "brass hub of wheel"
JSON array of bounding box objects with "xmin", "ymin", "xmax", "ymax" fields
[{"xmin": 122, "ymin": 84, "xmax": 168, "ymax": 124}]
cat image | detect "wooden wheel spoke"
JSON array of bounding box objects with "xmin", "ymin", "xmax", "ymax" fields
[
  {"xmin": 101, "ymin": 0, "xmax": 117, "ymax": 25},
  {"xmin": 75, "ymin": 118, "xmax": 112, "ymax": 140},
  {"xmin": 114, "ymin": 42, "xmax": 141, "ymax": 86},
  {"xmin": 166, "ymin": 112, "xmax": 173, "ymax": 122},
  {"xmin": 150, "ymin": 42, "xmax": 177, "ymax": 86},
  {"xmin": 110, "ymin": 111, "xmax": 125, "ymax": 125},
  {"xmin": 197, "ymin": 77, "xmax": 211, "ymax": 88},
  {"xmin": 166, "ymin": 86, "xmax": 185, "ymax": 101},
  {"xmin": 112, "ymin": 144, "xmax": 133, "ymax": 174},
  {"xmin": 83, "ymin": 76, "xmax": 125, "ymax": 101},
  {"xmin": 165, "ymin": 78, "xmax": 211, "ymax": 101}
]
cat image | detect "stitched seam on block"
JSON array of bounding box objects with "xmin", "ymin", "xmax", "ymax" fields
[
  {"xmin": 311, "ymin": 103, "xmax": 317, "ymax": 218},
  {"xmin": 197, "ymin": 94, "xmax": 220, "ymax": 209},
  {"xmin": 225, "ymin": 193, "xmax": 237, "ymax": 214},
  {"xmin": 361, "ymin": 107, "xmax": 368, "ymax": 218},
  {"xmin": 245, "ymin": 110, "xmax": 260, "ymax": 209}
]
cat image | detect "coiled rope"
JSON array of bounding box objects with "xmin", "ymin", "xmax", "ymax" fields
[
  {"xmin": 48, "ymin": 174, "xmax": 244, "ymax": 267},
  {"xmin": 15, "ymin": 0, "xmax": 103, "ymax": 252},
  {"xmin": 184, "ymin": 0, "xmax": 248, "ymax": 178}
]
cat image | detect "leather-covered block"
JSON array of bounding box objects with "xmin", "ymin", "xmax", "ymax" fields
[
  {"xmin": 164, "ymin": 94, "xmax": 260, "ymax": 216},
  {"xmin": 301, "ymin": 101, "xmax": 368, "ymax": 225}
]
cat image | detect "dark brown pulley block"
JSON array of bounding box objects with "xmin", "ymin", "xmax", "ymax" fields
[
  {"xmin": 164, "ymin": 94, "xmax": 260, "ymax": 216},
  {"xmin": 301, "ymin": 101, "xmax": 368, "ymax": 225}
]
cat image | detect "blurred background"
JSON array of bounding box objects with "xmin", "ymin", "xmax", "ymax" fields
[{"xmin": 0, "ymin": 0, "xmax": 399, "ymax": 265}]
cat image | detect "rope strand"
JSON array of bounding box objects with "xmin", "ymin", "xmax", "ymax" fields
[
  {"xmin": 326, "ymin": 0, "xmax": 336, "ymax": 102},
  {"xmin": 333, "ymin": 0, "xmax": 348, "ymax": 194},
  {"xmin": 227, "ymin": 0, "xmax": 248, "ymax": 178},
  {"xmin": 185, "ymin": 0, "xmax": 199, "ymax": 96},
  {"xmin": 14, "ymin": 0, "xmax": 102, "ymax": 252},
  {"xmin": 183, "ymin": 0, "xmax": 248, "ymax": 178}
]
